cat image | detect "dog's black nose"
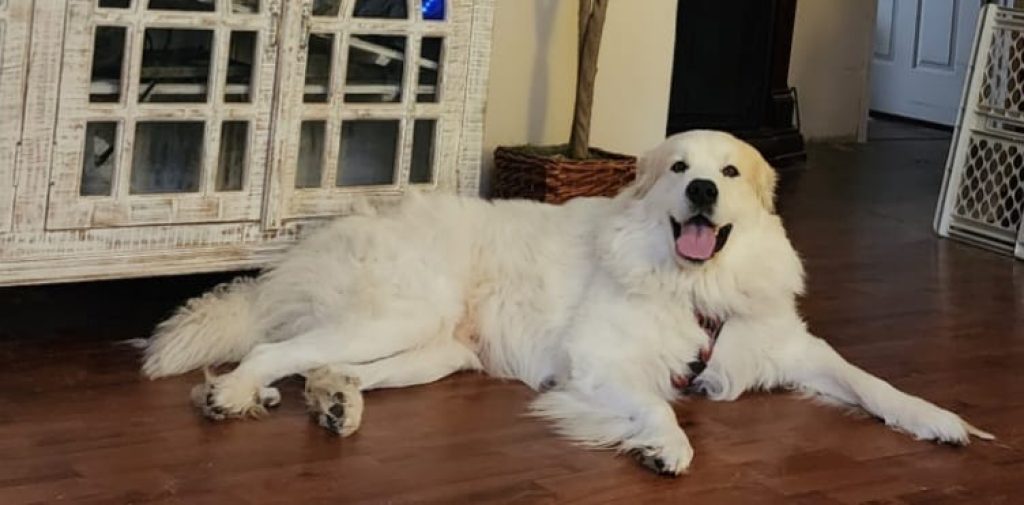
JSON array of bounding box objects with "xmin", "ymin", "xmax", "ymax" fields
[{"xmin": 686, "ymin": 179, "xmax": 718, "ymax": 208}]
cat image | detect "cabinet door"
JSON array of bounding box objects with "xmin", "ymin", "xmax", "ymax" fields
[
  {"xmin": 263, "ymin": 0, "xmax": 468, "ymax": 225},
  {"xmin": 0, "ymin": 0, "xmax": 31, "ymax": 232},
  {"xmin": 46, "ymin": 0, "xmax": 282, "ymax": 229}
]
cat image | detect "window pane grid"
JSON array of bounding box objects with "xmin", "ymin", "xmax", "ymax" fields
[
  {"xmin": 292, "ymin": 29, "xmax": 447, "ymax": 194},
  {"xmin": 81, "ymin": 13, "xmax": 265, "ymax": 200}
]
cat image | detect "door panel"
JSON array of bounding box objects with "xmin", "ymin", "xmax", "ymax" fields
[
  {"xmin": 871, "ymin": 0, "xmax": 981, "ymax": 125},
  {"xmin": 875, "ymin": 0, "xmax": 896, "ymax": 61},
  {"xmin": 46, "ymin": 0, "xmax": 282, "ymax": 229},
  {"xmin": 916, "ymin": 0, "xmax": 957, "ymax": 70},
  {"xmin": 263, "ymin": 0, "xmax": 466, "ymax": 226},
  {"xmin": 0, "ymin": 0, "xmax": 31, "ymax": 232}
]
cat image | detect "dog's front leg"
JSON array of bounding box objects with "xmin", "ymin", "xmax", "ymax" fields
[
  {"xmin": 777, "ymin": 324, "xmax": 994, "ymax": 444},
  {"xmin": 694, "ymin": 314, "xmax": 993, "ymax": 444},
  {"xmin": 531, "ymin": 377, "xmax": 694, "ymax": 476}
]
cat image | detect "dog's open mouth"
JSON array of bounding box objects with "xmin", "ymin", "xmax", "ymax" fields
[{"xmin": 670, "ymin": 215, "xmax": 733, "ymax": 263}]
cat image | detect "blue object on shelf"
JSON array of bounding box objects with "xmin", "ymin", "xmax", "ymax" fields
[{"xmin": 422, "ymin": 0, "xmax": 444, "ymax": 20}]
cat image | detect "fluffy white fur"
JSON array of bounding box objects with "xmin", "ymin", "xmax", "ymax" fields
[{"xmin": 143, "ymin": 131, "xmax": 992, "ymax": 476}]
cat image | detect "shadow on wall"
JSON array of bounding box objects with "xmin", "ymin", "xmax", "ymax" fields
[
  {"xmin": 479, "ymin": 0, "xmax": 577, "ymax": 196},
  {"xmin": 527, "ymin": 1, "xmax": 560, "ymax": 144}
]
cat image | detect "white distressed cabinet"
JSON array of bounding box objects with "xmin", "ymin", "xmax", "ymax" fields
[{"xmin": 0, "ymin": 0, "xmax": 493, "ymax": 286}]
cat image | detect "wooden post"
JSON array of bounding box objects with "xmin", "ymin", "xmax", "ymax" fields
[{"xmin": 568, "ymin": 0, "xmax": 608, "ymax": 160}]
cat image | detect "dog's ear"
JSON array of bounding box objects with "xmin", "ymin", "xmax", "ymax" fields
[
  {"xmin": 625, "ymin": 149, "xmax": 665, "ymax": 199},
  {"xmin": 755, "ymin": 159, "xmax": 778, "ymax": 213}
]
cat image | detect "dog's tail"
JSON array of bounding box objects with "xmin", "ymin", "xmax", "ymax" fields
[{"xmin": 142, "ymin": 277, "xmax": 262, "ymax": 378}]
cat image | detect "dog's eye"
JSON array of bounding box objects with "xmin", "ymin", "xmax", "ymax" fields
[
  {"xmin": 670, "ymin": 161, "xmax": 689, "ymax": 173},
  {"xmin": 722, "ymin": 165, "xmax": 740, "ymax": 178}
]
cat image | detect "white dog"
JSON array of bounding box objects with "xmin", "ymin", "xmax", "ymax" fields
[{"xmin": 142, "ymin": 131, "xmax": 992, "ymax": 475}]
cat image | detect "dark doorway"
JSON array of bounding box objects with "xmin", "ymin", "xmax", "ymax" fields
[{"xmin": 667, "ymin": 0, "xmax": 805, "ymax": 169}]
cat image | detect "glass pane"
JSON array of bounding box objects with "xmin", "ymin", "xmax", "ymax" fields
[
  {"xmin": 139, "ymin": 28, "xmax": 213, "ymax": 103},
  {"xmin": 90, "ymin": 27, "xmax": 127, "ymax": 103},
  {"xmin": 232, "ymin": 0, "xmax": 259, "ymax": 13},
  {"xmin": 305, "ymin": 33, "xmax": 334, "ymax": 103},
  {"xmin": 147, "ymin": 0, "xmax": 214, "ymax": 11},
  {"xmin": 312, "ymin": 0, "xmax": 342, "ymax": 16},
  {"xmin": 418, "ymin": 37, "xmax": 441, "ymax": 102},
  {"xmin": 225, "ymin": 31, "xmax": 256, "ymax": 103},
  {"xmin": 296, "ymin": 121, "xmax": 326, "ymax": 188},
  {"xmin": 410, "ymin": 119, "xmax": 435, "ymax": 184},
  {"xmin": 345, "ymin": 36, "xmax": 405, "ymax": 103},
  {"xmin": 354, "ymin": 0, "xmax": 407, "ymax": 19},
  {"xmin": 131, "ymin": 122, "xmax": 204, "ymax": 194},
  {"xmin": 81, "ymin": 122, "xmax": 118, "ymax": 196},
  {"xmin": 98, "ymin": 0, "xmax": 131, "ymax": 8},
  {"xmin": 421, "ymin": 0, "xmax": 444, "ymax": 20},
  {"xmin": 217, "ymin": 121, "xmax": 248, "ymax": 191},
  {"xmin": 336, "ymin": 120, "xmax": 398, "ymax": 187}
]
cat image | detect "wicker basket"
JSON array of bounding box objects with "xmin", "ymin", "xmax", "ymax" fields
[{"xmin": 492, "ymin": 145, "xmax": 636, "ymax": 204}]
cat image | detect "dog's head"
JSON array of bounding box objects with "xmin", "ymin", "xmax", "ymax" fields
[{"xmin": 627, "ymin": 130, "xmax": 777, "ymax": 265}]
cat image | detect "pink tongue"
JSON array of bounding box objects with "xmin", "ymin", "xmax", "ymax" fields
[{"xmin": 676, "ymin": 223, "xmax": 716, "ymax": 260}]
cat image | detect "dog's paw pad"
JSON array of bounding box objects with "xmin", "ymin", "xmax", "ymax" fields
[
  {"xmin": 539, "ymin": 375, "xmax": 561, "ymax": 392},
  {"xmin": 686, "ymin": 372, "xmax": 729, "ymax": 400},
  {"xmin": 190, "ymin": 383, "xmax": 223, "ymax": 420},
  {"xmin": 258, "ymin": 387, "xmax": 281, "ymax": 408},
  {"xmin": 305, "ymin": 382, "xmax": 362, "ymax": 437},
  {"xmin": 317, "ymin": 411, "xmax": 343, "ymax": 435},
  {"xmin": 628, "ymin": 437, "xmax": 692, "ymax": 477},
  {"xmin": 687, "ymin": 360, "xmax": 706, "ymax": 376},
  {"xmin": 312, "ymin": 392, "xmax": 351, "ymax": 436},
  {"xmin": 190, "ymin": 381, "xmax": 269, "ymax": 421},
  {"xmin": 328, "ymin": 402, "xmax": 345, "ymax": 419},
  {"xmin": 630, "ymin": 447, "xmax": 676, "ymax": 477}
]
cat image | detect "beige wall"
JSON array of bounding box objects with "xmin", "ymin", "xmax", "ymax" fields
[
  {"xmin": 789, "ymin": 0, "xmax": 878, "ymax": 141},
  {"xmin": 480, "ymin": 0, "xmax": 679, "ymax": 194},
  {"xmin": 481, "ymin": 1, "xmax": 577, "ymax": 175},
  {"xmin": 480, "ymin": 0, "xmax": 879, "ymax": 191},
  {"xmin": 590, "ymin": 0, "xmax": 679, "ymax": 156}
]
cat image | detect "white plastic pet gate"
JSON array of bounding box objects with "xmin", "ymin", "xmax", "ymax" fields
[{"xmin": 936, "ymin": 5, "xmax": 1024, "ymax": 260}]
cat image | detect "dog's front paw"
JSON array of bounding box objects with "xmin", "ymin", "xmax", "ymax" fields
[
  {"xmin": 687, "ymin": 368, "xmax": 741, "ymax": 401},
  {"xmin": 630, "ymin": 443, "xmax": 693, "ymax": 477},
  {"xmin": 189, "ymin": 375, "xmax": 278, "ymax": 421},
  {"xmin": 889, "ymin": 398, "xmax": 994, "ymax": 445},
  {"xmin": 628, "ymin": 433, "xmax": 694, "ymax": 476}
]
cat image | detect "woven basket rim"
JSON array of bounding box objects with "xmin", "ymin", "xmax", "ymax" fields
[
  {"xmin": 495, "ymin": 144, "xmax": 636, "ymax": 162},
  {"xmin": 492, "ymin": 144, "xmax": 638, "ymax": 204}
]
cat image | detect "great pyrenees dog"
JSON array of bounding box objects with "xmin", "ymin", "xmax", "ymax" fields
[{"xmin": 142, "ymin": 131, "xmax": 992, "ymax": 475}]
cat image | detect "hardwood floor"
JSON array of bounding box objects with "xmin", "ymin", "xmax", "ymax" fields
[{"xmin": 1, "ymin": 121, "xmax": 1022, "ymax": 504}]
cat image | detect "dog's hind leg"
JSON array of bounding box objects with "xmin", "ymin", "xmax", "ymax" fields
[
  {"xmin": 194, "ymin": 315, "xmax": 448, "ymax": 419},
  {"xmin": 331, "ymin": 339, "xmax": 482, "ymax": 391}
]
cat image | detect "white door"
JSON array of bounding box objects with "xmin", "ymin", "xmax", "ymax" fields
[{"xmin": 871, "ymin": 0, "xmax": 984, "ymax": 125}]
